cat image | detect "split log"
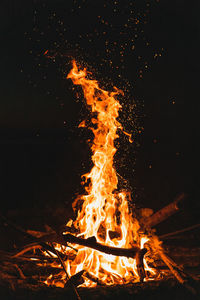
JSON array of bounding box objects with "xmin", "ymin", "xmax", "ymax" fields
[{"xmin": 141, "ymin": 193, "xmax": 186, "ymax": 227}]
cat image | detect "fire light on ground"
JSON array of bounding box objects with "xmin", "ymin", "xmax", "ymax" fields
[{"xmin": 46, "ymin": 61, "xmax": 156, "ymax": 287}]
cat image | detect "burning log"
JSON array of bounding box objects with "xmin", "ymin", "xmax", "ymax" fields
[
  {"xmin": 141, "ymin": 193, "xmax": 186, "ymax": 227},
  {"xmin": 62, "ymin": 234, "xmax": 142, "ymax": 259},
  {"xmin": 62, "ymin": 234, "xmax": 149, "ymax": 283},
  {"xmin": 6, "ymin": 227, "xmax": 147, "ymax": 286},
  {"xmin": 12, "ymin": 231, "xmax": 142, "ymax": 260},
  {"xmin": 136, "ymin": 248, "xmax": 147, "ymax": 282},
  {"xmin": 0, "ymin": 212, "xmax": 148, "ymax": 284}
]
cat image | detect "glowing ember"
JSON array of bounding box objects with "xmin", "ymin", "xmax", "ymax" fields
[{"xmin": 46, "ymin": 61, "xmax": 155, "ymax": 287}]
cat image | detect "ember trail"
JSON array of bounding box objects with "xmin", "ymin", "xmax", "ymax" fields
[{"xmin": 46, "ymin": 61, "xmax": 154, "ymax": 287}]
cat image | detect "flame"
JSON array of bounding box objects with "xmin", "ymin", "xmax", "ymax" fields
[{"xmin": 46, "ymin": 61, "xmax": 155, "ymax": 287}]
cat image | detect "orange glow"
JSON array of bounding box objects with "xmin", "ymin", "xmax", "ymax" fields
[
  {"xmin": 44, "ymin": 50, "xmax": 49, "ymax": 55},
  {"xmin": 46, "ymin": 61, "xmax": 155, "ymax": 287}
]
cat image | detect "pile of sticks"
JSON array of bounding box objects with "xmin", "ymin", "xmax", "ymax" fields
[{"xmin": 0, "ymin": 193, "xmax": 199, "ymax": 299}]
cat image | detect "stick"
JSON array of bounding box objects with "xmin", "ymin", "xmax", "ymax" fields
[
  {"xmin": 62, "ymin": 234, "xmax": 148, "ymax": 284},
  {"xmin": 158, "ymin": 251, "xmax": 185, "ymax": 284},
  {"xmin": 12, "ymin": 245, "xmax": 42, "ymax": 258},
  {"xmin": 159, "ymin": 223, "xmax": 200, "ymax": 239},
  {"xmin": 0, "ymin": 214, "xmax": 71, "ymax": 260},
  {"xmin": 50, "ymin": 243, "xmax": 82, "ymax": 300},
  {"xmin": 158, "ymin": 251, "xmax": 198, "ymax": 295},
  {"xmin": 62, "ymin": 234, "xmax": 141, "ymax": 259},
  {"xmin": 13, "ymin": 264, "xmax": 26, "ymax": 279},
  {"xmin": 12, "ymin": 241, "xmax": 73, "ymax": 262},
  {"xmin": 136, "ymin": 248, "xmax": 147, "ymax": 282}
]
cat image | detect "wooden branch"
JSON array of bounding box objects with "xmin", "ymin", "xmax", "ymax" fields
[
  {"xmin": 62, "ymin": 234, "xmax": 149, "ymax": 285},
  {"xmin": 159, "ymin": 223, "xmax": 200, "ymax": 239},
  {"xmin": 0, "ymin": 214, "xmax": 72, "ymax": 260},
  {"xmin": 62, "ymin": 234, "xmax": 141, "ymax": 259},
  {"xmin": 12, "ymin": 264, "xmax": 26, "ymax": 279},
  {"xmin": 12, "ymin": 241, "xmax": 74, "ymax": 262},
  {"xmin": 141, "ymin": 193, "xmax": 186, "ymax": 227},
  {"xmin": 158, "ymin": 251, "xmax": 185, "ymax": 284},
  {"xmin": 0, "ymin": 213, "xmax": 62, "ymax": 258},
  {"xmin": 50, "ymin": 243, "xmax": 82, "ymax": 300},
  {"xmin": 12, "ymin": 245, "xmax": 42, "ymax": 258},
  {"xmin": 136, "ymin": 248, "xmax": 147, "ymax": 282},
  {"xmin": 158, "ymin": 250, "xmax": 198, "ymax": 295}
]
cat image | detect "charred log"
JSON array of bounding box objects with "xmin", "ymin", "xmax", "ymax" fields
[
  {"xmin": 136, "ymin": 248, "xmax": 147, "ymax": 282},
  {"xmin": 62, "ymin": 234, "xmax": 142, "ymax": 259},
  {"xmin": 141, "ymin": 193, "xmax": 186, "ymax": 227}
]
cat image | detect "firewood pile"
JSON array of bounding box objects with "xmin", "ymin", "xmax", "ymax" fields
[{"xmin": 0, "ymin": 193, "xmax": 200, "ymax": 300}]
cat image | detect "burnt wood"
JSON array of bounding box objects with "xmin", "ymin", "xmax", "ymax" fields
[{"xmin": 62, "ymin": 234, "xmax": 142, "ymax": 259}]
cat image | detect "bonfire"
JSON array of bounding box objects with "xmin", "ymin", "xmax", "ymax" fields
[
  {"xmin": 45, "ymin": 60, "xmax": 155, "ymax": 287},
  {"xmin": 0, "ymin": 61, "xmax": 198, "ymax": 299}
]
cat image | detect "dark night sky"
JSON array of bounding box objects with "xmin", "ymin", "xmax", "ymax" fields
[{"xmin": 0, "ymin": 0, "xmax": 200, "ymax": 232}]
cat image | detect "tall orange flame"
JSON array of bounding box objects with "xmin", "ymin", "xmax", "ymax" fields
[{"xmin": 48, "ymin": 61, "xmax": 154, "ymax": 287}]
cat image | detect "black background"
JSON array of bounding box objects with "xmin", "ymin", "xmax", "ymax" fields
[{"xmin": 0, "ymin": 0, "xmax": 200, "ymax": 234}]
